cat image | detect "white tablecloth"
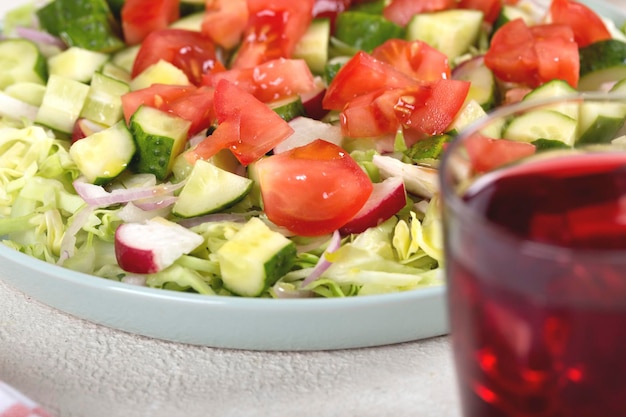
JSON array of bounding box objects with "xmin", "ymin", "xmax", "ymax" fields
[{"xmin": 0, "ymin": 279, "xmax": 460, "ymax": 417}]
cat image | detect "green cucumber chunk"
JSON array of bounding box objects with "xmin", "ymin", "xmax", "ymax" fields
[
  {"xmin": 48, "ymin": 47, "xmax": 110, "ymax": 83},
  {"xmin": 69, "ymin": 121, "xmax": 136, "ymax": 184},
  {"xmin": 577, "ymin": 101, "xmax": 626, "ymax": 145},
  {"xmin": 4, "ymin": 82, "xmax": 46, "ymax": 107},
  {"xmin": 130, "ymin": 60, "xmax": 190, "ymax": 91},
  {"xmin": 453, "ymin": 58, "xmax": 496, "ymax": 110},
  {"xmin": 522, "ymin": 79, "xmax": 579, "ymax": 119},
  {"xmin": 172, "ymin": 159, "xmax": 253, "ymax": 218},
  {"xmin": 36, "ymin": 0, "xmax": 125, "ymax": 53},
  {"xmin": 216, "ymin": 217, "xmax": 297, "ymax": 297},
  {"xmin": 268, "ymin": 96, "xmax": 306, "ymax": 121},
  {"xmin": 293, "ymin": 18, "xmax": 331, "ymax": 75},
  {"xmin": 406, "ymin": 9, "xmax": 484, "ymax": 61},
  {"xmin": 0, "ymin": 39, "xmax": 48, "ymax": 89},
  {"xmin": 503, "ymin": 110, "xmax": 578, "ymax": 146},
  {"xmin": 334, "ymin": 11, "xmax": 404, "ymax": 52},
  {"xmin": 579, "ymin": 39, "xmax": 626, "ymax": 91},
  {"xmin": 170, "ymin": 12, "xmax": 204, "ymax": 31},
  {"xmin": 129, "ymin": 106, "xmax": 191, "ymax": 180},
  {"xmin": 35, "ymin": 75, "xmax": 90, "ymax": 134},
  {"xmin": 80, "ymin": 72, "xmax": 130, "ymax": 126}
]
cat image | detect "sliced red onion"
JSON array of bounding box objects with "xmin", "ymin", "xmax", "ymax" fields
[
  {"xmin": 273, "ymin": 283, "xmax": 316, "ymax": 299},
  {"xmin": 73, "ymin": 179, "xmax": 185, "ymax": 208},
  {"xmin": 133, "ymin": 195, "xmax": 178, "ymax": 211},
  {"xmin": 15, "ymin": 26, "xmax": 66, "ymax": 50},
  {"xmin": 301, "ymin": 230, "xmax": 342, "ymax": 287}
]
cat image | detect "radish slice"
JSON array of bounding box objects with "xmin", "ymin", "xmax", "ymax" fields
[
  {"xmin": 339, "ymin": 176, "xmax": 407, "ymax": 235},
  {"xmin": 115, "ymin": 217, "xmax": 204, "ymax": 274}
]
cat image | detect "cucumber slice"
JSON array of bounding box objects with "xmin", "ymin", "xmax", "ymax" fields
[
  {"xmin": 334, "ymin": 11, "xmax": 405, "ymax": 52},
  {"xmin": 129, "ymin": 105, "xmax": 191, "ymax": 180},
  {"xmin": 216, "ymin": 217, "xmax": 297, "ymax": 297},
  {"xmin": 69, "ymin": 121, "xmax": 136, "ymax": 184},
  {"xmin": 172, "ymin": 159, "xmax": 253, "ymax": 218},
  {"xmin": 35, "ymin": 74, "xmax": 90, "ymax": 134},
  {"xmin": 492, "ymin": 5, "xmax": 534, "ymax": 34},
  {"xmin": 48, "ymin": 47, "xmax": 110, "ymax": 83},
  {"xmin": 406, "ymin": 9, "xmax": 484, "ymax": 61},
  {"xmin": 503, "ymin": 110, "xmax": 578, "ymax": 146},
  {"xmin": 268, "ymin": 95, "xmax": 306, "ymax": 121},
  {"xmin": 293, "ymin": 18, "xmax": 331, "ymax": 75},
  {"xmin": 36, "ymin": 0, "xmax": 125, "ymax": 53},
  {"xmin": 577, "ymin": 101, "xmax": 626, "ymax": 145},
  {"xmin": 452, "ymin": 56, "xmax": 496, "ymax": 110},
  {"xmin": 579, "ymin": 39, "xmax": 626, "ymax": 91},
  {"xmin": 4, "ymin": 82, "xmax": 46, "ymax": 107},
  {"xmin": 522, "ymin": 79, "xmax": 579, "ymax": 119},
  {"xmin": 130, "ymin": 60, "xmax": 191, "ymax": 91},
  {"xmin": 80, "ymin": 72, "xmax": 130, "ymax": 126},
  {"xmin": 100, "ymin": 62, "xmax": 132, "ymax": 84},
  {"xmin": 111, "ymin": 45, "xmax": 140, "ymax": 74},
  {"xmin": 170, "ymin": 11, "xmax": 204, "ymax": 31},
  {"xmin": 0, "ymin": 39, "xmax": 47, "ymax": 89}
]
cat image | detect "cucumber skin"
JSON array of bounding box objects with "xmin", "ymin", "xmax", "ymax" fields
[
  {"xmin": 579, "ymin": 39, "xmax": 626, "ymax": 77},
  {"xmin": 217, "ymin": 218, "xmax": 297, "ymax": 297},
  {"xmin": 334, "ymin": 11, "xmax": 405, "ymax": 52}
]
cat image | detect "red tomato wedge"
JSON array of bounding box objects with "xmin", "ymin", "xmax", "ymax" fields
[
  {"xmin": 121, "ymin": 0, "xmax": 180, "ymax": 45},
  {"xmin": 395, "ymin": 79, "xmax": 471, "ymax": 137},
  {"xmin": 371, "ymin": 39, "xmax": 451, "ymax": 82},
  {"xmin": 465, "ymin": 133, "xmax": 536, "ymax": 173},
  {"xmin": 484, "ymin": 19, "xmax": 579, "ymax": 88},
  {"xmin": 232, "ymin": 0, "xmax": 315, "ymax": 68},
  {"xmin": 203, "ymin": 58, "xmax": 317, "ymax": 103},
  {"xmin": 323, "ymin": 51, "xmax": 419, "ymax": 111},
  {"xmin": 188, "ymin": 79, "xmax": 294, "ymax": 166},
  {"xmin": 256, "ymin": 139, "xmax": 374, "ymax": 236},
  {"xmin": 341, "ymin": 89, "xmax": 404, "ymax": 138},
  {"xmin": 458, "ymin": 0, "xmax": 502, "ymax": 23},
  {"xmin": 131, "ymin": 29, "xmax": 225, "ymax": 85},
  {"xmin": 201, "ymin": 0, "xmax": 249, "ymax": 50},
  {"xmin": 549, "ymin": 0, "xmax": 612, "ymax": 48},
  {"xmin": 383, "ymin": 0, "xmax": 457, "ymax": 26},
  {"xmin": 121, "ymin": 84, "xmax": 216, "ymax": 136}
]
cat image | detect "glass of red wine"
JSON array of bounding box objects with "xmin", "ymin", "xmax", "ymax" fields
[{"xmin": 439, "ymin": 92, "xmax": 626, "ymax": 417}]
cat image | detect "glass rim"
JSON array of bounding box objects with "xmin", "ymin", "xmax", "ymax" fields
[{"xmin": 439, "ymin": 90, "xmax": 626, "ymax": 260}]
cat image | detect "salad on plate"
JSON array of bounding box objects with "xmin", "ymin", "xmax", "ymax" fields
[{"xmin": 0, "ymin": 0, "xmax": 625, "ymax": 299}]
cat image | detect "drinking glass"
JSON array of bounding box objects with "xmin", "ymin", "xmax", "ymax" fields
[{"xmin": 439, "ymin": 92, "xmax": 626, "ymax": 417}]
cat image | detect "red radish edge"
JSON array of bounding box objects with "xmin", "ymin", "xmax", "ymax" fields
[
  {"xmin": 339, "ymin": 176, "xmax": 407, "ymax": 235},
  {"xmin": 115, "ymin": 217, "xmax": 204, "ymax": 274}
]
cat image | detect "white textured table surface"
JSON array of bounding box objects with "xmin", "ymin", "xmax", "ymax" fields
[
  {"xmin": 0, "ymin": 279, "xmax": 460, "ymax": 417},
  {"xmin": 2, "ymin": 1, "xmax": 624, "ymax": 416}
]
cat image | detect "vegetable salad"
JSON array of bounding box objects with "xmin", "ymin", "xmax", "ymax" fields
[{"xmin": 0, "ymin": 0, "xmax": 624, "ymax": 298}]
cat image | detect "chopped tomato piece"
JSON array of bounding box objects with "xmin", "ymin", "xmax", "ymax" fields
[
  {"xmin": 464, "ymin": 133, "xmax": 536, "ymax": 173},
  {"xmin": 131, "ymin": 29, "xmax": 225, "ymax": 85},
  {"xmin": 371, "ymin": 39, "xmax": 451, "ymax": 82},
  {"xmin": 340, "ymin": 89, "xmax": 404, "ymax": 138},
  {"xmin": 203, "ymin": 58, "xmax": 317, "ymax": 103},
  {"xmin": 232, "ymin": 0, "xmax": 315, "ymax": 68},
  {"xmin": 458, "ymin": 0, "xmax": 502, "ymax": 23},
  {"xmin": 121, "ymin": 0, "xmax": 180, "ymax": 45},
  {"xmin": 188, "ymin": 79, "xmax": 294, "ymax": 165},
  {"xmin": 549, "ymin": 0, "xmax": 612, "ymax": 47},
  {"xmin": 396, "ymin": 79, "xmax": 471, "ymax": 137},
  {"xmin": 323, "ymin": 51, "xmax": 419, "ymax": 111},
  {"xmin": 121, "ymin": 84, "xmax": 216, "ymax": 136},
  {"xmin": 201, "ymin": 0, "xmax": 249, "ymax": 50},
  {"xmin": 484, "ymin": 19, "xmax": 579, "ymax": 88},
  {"xmin": 383, "ymin": 0, "xmax": 457, "ymax": 26},
  {"xmin": 256, "ymin": 139, "xmax": 373, "ymax": 236}
]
